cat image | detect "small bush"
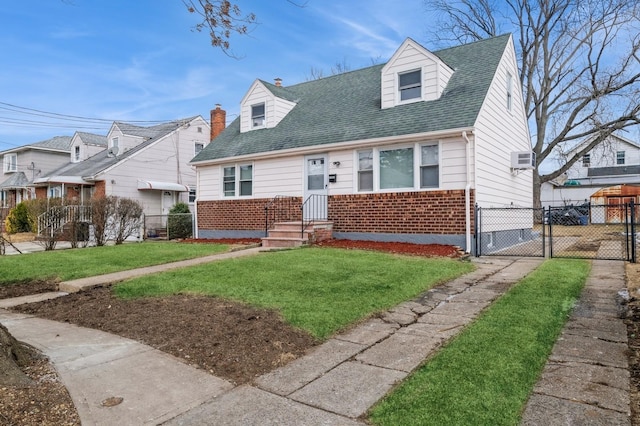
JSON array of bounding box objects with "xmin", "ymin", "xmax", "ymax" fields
[
  {"xmin": 167, "ymin": 202, "xmax": 192, "ymax": 239},
  {"xmin": 5, "ymin": 203, "xmax": 32, "ymax": 233}
]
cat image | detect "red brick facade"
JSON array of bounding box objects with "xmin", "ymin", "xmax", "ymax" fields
[
  {"xmin": 198, "ymin": 198, "xmax": 275, "ymax": 230},
  {"xmin": 197, "ymin": 190, "xmax": 474, "ymax": 236},
  {"xmin": 329, "ymin": 190, "xmax": 474, "ymax": 235}
]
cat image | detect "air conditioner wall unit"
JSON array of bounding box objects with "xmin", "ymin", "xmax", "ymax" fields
[{"xmin": 511, "ymin": 151, "xmax": 535, "ymax": 169}]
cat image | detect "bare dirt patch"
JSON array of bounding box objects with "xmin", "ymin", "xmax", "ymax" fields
[{"xmin": 1, "ymin": 239, "xmax": 464, "ymax": 424}]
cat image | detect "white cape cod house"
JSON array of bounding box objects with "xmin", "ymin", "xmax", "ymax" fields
[{"xmin": 191, "ymin": 35, "xmax": 533, "ymax": 252}]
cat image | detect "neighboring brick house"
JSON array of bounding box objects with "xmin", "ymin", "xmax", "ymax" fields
[{"xmin": 191, "ymin": 35, "xmax": 532, "ymax": 252}]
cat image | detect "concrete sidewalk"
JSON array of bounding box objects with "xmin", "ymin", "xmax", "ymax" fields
[{"xmin": 0, "ymin": 256, "xmax": 631, "ymax": 425}]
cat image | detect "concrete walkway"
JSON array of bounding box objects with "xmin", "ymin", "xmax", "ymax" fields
[{"xmin": 0, "ymin": 254, "xmax": 631, "ymax": 425}]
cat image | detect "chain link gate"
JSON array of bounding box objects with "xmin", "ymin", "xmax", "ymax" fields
[{"xmin": 475, "ymin": 202, "xmax": 637, "ymax": 262}]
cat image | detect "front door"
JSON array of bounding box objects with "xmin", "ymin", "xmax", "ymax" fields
[{"xmin": 303, "ymin": 154, "xmax": 328, "ymax": 220}]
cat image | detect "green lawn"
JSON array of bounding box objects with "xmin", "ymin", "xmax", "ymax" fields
[
  {"xmin": 114, "ymin": 247, "xmax": 475, "ymax": 339},
  {"xmin": 0, "ymin": 242, "xmax": 229, "ymax": 284},
  {"xmin": 368, "ymin": 258, "xmax": 590, "ymax": 426}
]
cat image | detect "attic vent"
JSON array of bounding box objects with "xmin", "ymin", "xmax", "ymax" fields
[{"xmin": 511, "ymin": 151, "xmax": 535, "ymax": 169}]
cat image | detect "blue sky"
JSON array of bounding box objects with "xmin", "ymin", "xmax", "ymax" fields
[{"xmin": 0, "ymin": 0, "xmax": 431, "ymax": 151}]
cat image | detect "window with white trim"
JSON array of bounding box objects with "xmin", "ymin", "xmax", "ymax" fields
[
  {"xmin": 48, "ymin": 186, "xmax": 61, "ymax": 198},
  {"xmin": 188, "ymin": 186, "xmax": 196, "ymax": 203},
  {"xmin": 617, "ymin": 151, "xmax": 625, "ymax": 165},
  {"xmin": 74, "ymin": 146, "xmax": 81, "ymax": 161},
  {"xmin": 251, "ymin": 103, "xmax": 265, "ymax": 128},
  {"xmin": 506, "ymin": 73, "xmax": 513, "ymax": 111},
  {"xmin": 356, "ymin": 142, "xmax": 440, "ymax": 192},
  {"xmin": 222, "ymin": 164, "xmax": 253, "ymax": 197},
  {"xmin": 3, "ymin": 153, "xmax": 17, "ymax": 173},
  {"xmin": 111, "ymin": 137, "xmax": 119, "ymax": 148},
  {"xmin": 420, "ymin": 144, "xmax": 439, "ymax": 188},
  {"xmin": 357, "ymin": 150, "xmax": 373, "ymax": 191},
  {"xmin": 582, "ymin": 154, "xmax": 591, "ymax": 167},
  {"xmin": 194, "ymin": 142, "xmax": 204, "ymax": 156},
  {"xmin": 380, "ymin": 147, "xmax": 414, "ymax": 189},
  {"xmin": 398, "ymin": 70, "xmax": 421, "ymax": 102}
]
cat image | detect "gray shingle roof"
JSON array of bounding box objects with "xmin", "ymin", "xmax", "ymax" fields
[
  {"xmin": 0, "ymin": 172, "xmax": 29, "ymax": 188},
  {"xmin": 76, "ymin": 132, "xmax": 107, "ymax": 146},
  {"xmin": 193, "ymin": 35, "xmax": 511, "ymax": 163}
]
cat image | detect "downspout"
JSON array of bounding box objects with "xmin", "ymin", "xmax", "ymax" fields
[
  {"xmin": 194, "ymin": 169, "xmax": 199, "ymax": 239},
  {"xmin": 463, "ymin": 131, "xmax": 472, "ymax": 253}
]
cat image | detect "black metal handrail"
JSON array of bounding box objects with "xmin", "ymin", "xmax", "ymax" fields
[
  {"xmin": 301, "ymin": 194, "xmax": 328, "ymax": 238},
  {"xmin": 264, "ymin": 196, "xmax": 300, "ymax": 237}
]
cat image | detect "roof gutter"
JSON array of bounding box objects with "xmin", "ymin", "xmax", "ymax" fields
[{"xmin": 190, "ymin": 126, "xmax": 476, "ymax": 166}]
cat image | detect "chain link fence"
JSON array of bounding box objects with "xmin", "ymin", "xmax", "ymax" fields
[
  {"xmin": 144, "ymin": 213, "xmax": 194, "ymax": 240},
  {"xmin": 476, "ymin": 203, "xmax": 637, "ymax": 262}
]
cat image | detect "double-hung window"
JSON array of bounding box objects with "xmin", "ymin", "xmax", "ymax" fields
[
  {"xmin": 194, "ymin": 142, "xmax": 204, "ymax": 156},
  {"xmin": 223, "ymin": 164, "xmax": 253, "ymax": 197},
  {"xmin": 251, "ymin": 103, "xmax": 265, "ymax": 128},
  {"xmin": 582, "ymin": 154, "xmax": 590, "ymax": 167},
  {"xmin": 398, "ymin": 70, "xmax": 421, "ymax": 102},
  {"xmin": 3, "ymin": 154, "xmax": 17, "ymax": 173},
  {"xmin": 358, "ymin": 150, "xmax": 374, "ymax": 191},
  {"xmin": 188, "ymin": 186, "xmax": 196, "ymax": 203},
  {"xmin": 74, "ymin": 146, "xmax": 81, "ymax": 161},
  {"xmin": 617, "ymin": 151, "xmax": 625, "ymax": 165},
  {"xmin": 420, "ymin": 144, "xmax": 439, "ymax": 188}
]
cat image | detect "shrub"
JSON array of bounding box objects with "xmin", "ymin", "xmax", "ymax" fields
[
  {"xmin": 167, "ymin": 202, "xmax": 192, "ymax": 239},
  {"xmin": 112, "ymin": 197, "xmax": 143, "ymax": 244},
  {"xmin": 4, "ymin": 202, "xmax": 31, "ymax": 233}
]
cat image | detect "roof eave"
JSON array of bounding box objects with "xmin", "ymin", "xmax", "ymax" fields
[{"xmin": 190, "ymin": 126, "xmax": 475, "ymax": 166}]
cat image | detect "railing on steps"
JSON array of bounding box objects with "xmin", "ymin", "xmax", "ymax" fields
[
  {"xmin": 264, "ymin": 195, "xmax": 329, "ymax": 239},
  {"xmin": 301, "ymin": 194, "xmax": 328, "ymax": 238},
  {"xmin": 264, "ymin": 196, "xmax": 301, "ymax": 237},
  {"xmin": 37, "ymin": 205, "xmax": 92, "ymax": 238}
]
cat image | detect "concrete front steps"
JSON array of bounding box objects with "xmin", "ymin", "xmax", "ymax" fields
[{"xmin": 262, "ymin": 221, "xmax": 333, "ymax": 249}]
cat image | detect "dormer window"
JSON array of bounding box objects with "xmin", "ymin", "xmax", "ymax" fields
[
  {"xmin": 111, "ymin": 137, "xmax": 119, "ymax": 149},
  {"xmin": 252, "ymin": 103, "xmax": 265, "ymax": 128},
  {"xmin": 74, "ymin": 146, "xmax": 80, "ymax": 161},
  {"xmin": 399, "ymin": 70, "xmax": 422, "ymax": 101}
]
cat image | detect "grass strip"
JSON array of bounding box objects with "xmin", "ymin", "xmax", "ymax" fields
[
  {"xmin": 114, "ymin": 247, "xmax": 474, "ymax": 339},
  {"xmin": 0, "ymin": 242, "xmax": 229, "ymax": 284},
  {"xmin": 368, "ymin": 258, "xmax": 590, "ymax": 426}
]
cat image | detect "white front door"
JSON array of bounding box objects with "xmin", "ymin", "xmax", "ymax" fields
[
  {"xmin": 303, "ymin": 154, "xmax": 328, "ymax": 220},
  {"xmin": 162, "ymin": 191, "xmax": 175, "ymax": 215}
]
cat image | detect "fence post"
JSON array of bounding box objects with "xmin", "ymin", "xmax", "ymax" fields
[
  {"xmin": 542, "ymin": 207, "xmax": 546, "ymax": 259},
  {"xmin": 631, "ymin": 200, "xmax": 637, "ymax": 263},
  {"xmin": 474, "ymin": 204, "xmax": 480, "ymax": 257},
  {"xmin": 547, "ymin": 206, "xmax": 553, "ymax": 259}
]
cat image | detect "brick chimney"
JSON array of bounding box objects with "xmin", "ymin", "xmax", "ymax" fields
[
  {"xmin": 274, "ymin": 77, "xmax": 282, "ymax": 87},
  {"xmin": 210, "ymin": 104, "xmax": 226, "ymax": 141}
]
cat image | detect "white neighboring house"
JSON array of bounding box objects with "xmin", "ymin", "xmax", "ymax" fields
[
  {"xmin": 541, "ymin": 133, "xmax": 640, "ymax": 207},
  {"xmin": 33, "ymin": 117, "xmax": 211, "ymax": 217},
  {"xmin": 0, "ymin": 136, "xmax": 72, "ymax": 210},
  {"xmin": 191, "ymin": 35, "xmax": 533, "ymax": 253}
]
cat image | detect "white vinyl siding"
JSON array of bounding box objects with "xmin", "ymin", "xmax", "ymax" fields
[
  {"xmin": 474, "ymin": 36, "xmax": 531, "ymax": 209},
  {"xmin": 381, "ymin": 39, "xmax": 454, "ymax": 109},
  {"xmin": 240, "ymin": 81, "xmax": 296, "ymax": 133}
]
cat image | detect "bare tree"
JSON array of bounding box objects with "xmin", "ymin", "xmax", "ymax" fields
[
  {"xmin": 183, "ymin": 0, "xmax": 307, "ymax": 57},
  {"xmin": 111, "ymin": 198, "xmax": 143, "ymax": 245},
  {"xmin": 426, "ymin": 0, "xmax": 640, "ymax": 207}
]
